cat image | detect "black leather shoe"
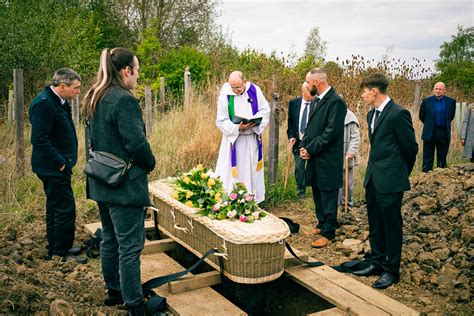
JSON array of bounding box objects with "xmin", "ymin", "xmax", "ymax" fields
[
  {"xmin": 104, "ymin": 289, "xmax": 124, "ymax": 306},
  {"xmin": 352, "ymin": 264, "xmax": 383, "ymax": 277},
  {"xmin": 372, "ymin": 272, "xmax": 400, "ymax": 289},
  {"xmin": 55, "ymin": 254, "xmax": 88, "ymax": 264},
  {"xmin": 68, "ymin": 247, "xmax": 82, "ymax": 255}
]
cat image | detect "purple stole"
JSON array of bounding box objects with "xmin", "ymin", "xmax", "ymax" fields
[{"xmin": 227, "ymin": 83, "xmax": 263, "ymax": 178}]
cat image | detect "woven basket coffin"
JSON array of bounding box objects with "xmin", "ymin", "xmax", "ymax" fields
[{"xmin": 148, "ymin": 180, "xmax": 290, "ymax": 284}]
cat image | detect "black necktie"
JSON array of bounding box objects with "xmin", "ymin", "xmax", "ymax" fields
[
  {"xmin": 373, "ymin": 110, "xmax": 381, "ymax": 131},
  {"xmin": 300, "ymin": 102, "xmax": 310, "ymax": 134}
]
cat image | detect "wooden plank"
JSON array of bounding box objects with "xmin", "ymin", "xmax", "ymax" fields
[
  {"xmin": 285, "ymin": 265, "xmax": 389, "ymax": 315},
  {"xmin": 84, "ymin": 220, "xmax": 155, "ymax": 235},
  {"xmin": 310, "ymin": 265, "xmax": 419, "ymax": 315},
  {"xmin": 143, "ymin": 239, "xmax": 178, "ymax": 255},
  {"xmin": 308, "ymin": 307, "xmax": 347, "ymax": 316},
  {"xmin": 141, "ymin": 253, "xmax": 245, "ymax": 315},
  {"xmin": 168, "ymin": 271, "xmax": 221, "ymax": 294}
]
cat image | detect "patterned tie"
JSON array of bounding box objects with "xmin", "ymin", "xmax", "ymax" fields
[{"xmin": 300, "ymin": 102, "xmax": 310, "ymax": 134}]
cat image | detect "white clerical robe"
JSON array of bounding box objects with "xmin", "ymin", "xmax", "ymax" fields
[{"xmin": 215, "ymin": 82, "xmax": 271, "ymax": 203}]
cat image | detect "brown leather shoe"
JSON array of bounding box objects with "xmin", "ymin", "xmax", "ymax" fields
[
  {"xmin": 304, "ymin": 228, "xmax": 321, "ymax": 236},
  {"xmin": 311, "ymin": 237, "xmax": 331, "ymax": 248}
]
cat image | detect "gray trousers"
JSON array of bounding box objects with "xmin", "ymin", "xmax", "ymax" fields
[
  {"xmin": 338, "ymin": 167, "xmax": 354, "ymax": 208},
  {"xmin": 293, "ymin": 152, "xmax": 306, "ymax": 195},
  {"xmin": 98, "ymin": 202, "xmax": 145, "ymax": 306}
]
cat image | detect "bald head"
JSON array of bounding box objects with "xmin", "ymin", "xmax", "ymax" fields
[
  {"xmin": 433, "ymin": 81, "xmax": 446, "ymax": 98},
  {"xmin": 228, "ymin": 71, "xmax": 246, "ymax": 94}
]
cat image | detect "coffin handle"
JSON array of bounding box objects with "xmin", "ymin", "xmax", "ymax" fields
[{"xmin": 173, "ymin": 223, "xmax": 189, "ymax": 233}]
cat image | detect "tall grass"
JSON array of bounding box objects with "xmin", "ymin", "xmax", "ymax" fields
[{"xmin": 1, "ymin": 61, "xmax": 471, "ymax": 230}]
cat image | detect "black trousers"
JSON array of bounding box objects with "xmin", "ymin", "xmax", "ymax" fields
[
  {"xmin": 365, "ymin": 180, "xmax": 403, "ymax": 274},
  {"xmin": 37, "ymin": 174, "xmax": 76, "ymax": 257},
  {"xmin": 422, "ymin": 129, "xmax": 449, "ymax": 172},
  {"xmin": 312, "ymin": 186, "xmax": 338, "ymax": 240}
]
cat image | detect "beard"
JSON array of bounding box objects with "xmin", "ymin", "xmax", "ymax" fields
[{"xmin": 309, "ymin": 85, "xmax": 318, "ymax": 96}]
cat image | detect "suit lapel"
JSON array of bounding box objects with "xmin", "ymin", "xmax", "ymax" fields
[
  {"xmin": 368, "ymin": 108, "xmax": 375, "ymax": 140},
  {"xmin": 307, "ymin": 88, "xmax": 333, "ymax": 122},
  {"xmin": 372, "ymin": 101, "xmax": 393, "ymax": 134}
]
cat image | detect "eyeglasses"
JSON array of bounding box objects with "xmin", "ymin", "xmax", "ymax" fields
[{"xmin": 230, "ymin": 83, "xmax": 244, "ymax": 90}]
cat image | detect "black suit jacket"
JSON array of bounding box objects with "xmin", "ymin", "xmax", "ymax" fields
[
  {"xmin": 300, "ymin": 87, "xmax": 347, "ymax": 190},
  {"xmin": 287, "ymin": 96, "xmax": 303, "ymax": 154},
  {"xmin": 364, "ymin": 100, "xmax": 418, "ymax": 193},
  {"xmin": 419, "ymin": 95, "xmax": 456, "ymax": 141},
  {"xmin": 86, "ymin": 85, "xmax": 156, "ymax": 206},
  {"xmin": 29, "ymin": 87, "xmax": 78, "ymax": 177}
]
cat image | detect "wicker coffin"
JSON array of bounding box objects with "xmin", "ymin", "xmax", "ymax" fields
[{"xmin": 148, "ymin": 180, "xmax": 290, "ymax": 284}]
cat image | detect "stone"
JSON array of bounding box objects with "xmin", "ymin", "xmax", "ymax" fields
[
  {"xmin": 411, "ymin": 271, "xmax": 424, "ymax": 285},
  {"xmin": 461, "ymin": 226, "xmax": 474, "ymax": 244},
  {"xmin": 433, "ymin": 248, "xmax": 450, "ymax": 261},
  {"xmin": 437, "ymin": 265, "xmax": 460, "ymax": 291},
  {"xmin": 50, "ymin": 299, "xmax": 74, "ymax": 316},
  {"xmin": 447, "ymin": 207, "xmax": 460, "ymax": 219},
  {"xmin": 455, "ymin": 289, "xmax": 471, "ymax": 302},
  {"xmin": 418, "ymin": 252, "xmax": 440, "ymax": 267},
  {"xmin": 340, "ymin": 238, "xmax": 364, "ymax": 255},
  {"xmin": 403, "ymin": 242, "xmax": 423, "ymax": 262},
  {"xmin": 358, "ymin": 230, "xmax": 369, "ymax": 242},
  {"xmin": 412, "ymin": 195, "xmax": 438, "ymax": 214},
  {"xmin": 437, "ymin": 188, "xmax": 458, "ymax": 207},
  {"xmin": 418, "ymin": 216, "xmax": 440, "ymax": 233},
  {"xmin": 463, "ymin": 175, "xmax": 474, "ymax": 190}
]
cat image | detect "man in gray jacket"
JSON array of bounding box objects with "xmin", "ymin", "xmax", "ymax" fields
[{"xmin": 338, "ymin": 109, "xmax": 360, "ymax": 213}]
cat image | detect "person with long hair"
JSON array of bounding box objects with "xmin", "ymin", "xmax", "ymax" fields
[{"xmin": 83, "ymin": 48, "xmax": 155, "ymax": 315}]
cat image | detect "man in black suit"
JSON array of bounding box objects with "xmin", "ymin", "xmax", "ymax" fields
[
  {"xmin": 287, "ymin": 82, "xmax": 314, "ymax": 197},
  {"xmin": 419, "ymin": 82, "xmax": 456, "ymax": 172},
  {"xmin": 29, "ymin": 68, "xmax": 85, "ymax": 263},
  {"xmin": 300, "ymin": 68, "xmax": 346, "ymax": 248},
  {"xmin": 353, "ymin": 73, "xmax": 418, "ymax": 289}
]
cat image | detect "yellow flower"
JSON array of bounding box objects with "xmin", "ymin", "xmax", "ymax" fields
[
  {"xmin": 183, "ymin": 177, "xmax": 190, "ymax": 184},
  {"xmin": 197, "ymin": 164, "xmax": 204, "ymax": 171},
  {"xmin": 201, "ymin": 173, "xmax": 209, "ymax": 179},
  {"xmin": 207, "ymin": 178, "xmax": 215, "ymax": 187},
  {"xmin": 172, "ymin": 193, "xmax": 179, "ymax": 199},
  {"xmin": 186, "ymin": 191, "xmax": 193, "ymax": 198},
  {"xmin": 185, "ymin": 201, "xmax": 193, "ymax": 207},
  {"xmin": 215, "ymin": 192, "xmax": 221, "ymax": 201}
]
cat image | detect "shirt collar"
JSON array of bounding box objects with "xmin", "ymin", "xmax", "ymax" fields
[
  {"xmin": 50, "ymin": 86, "xmax": 66, "ymax": 105},
  {"xmin": 317, "ymin": 86, "xmax": 331, "ymax": 100},
  {"xmin": 375, "ymin": 96, "xmax": 391, "ymax": 113}
]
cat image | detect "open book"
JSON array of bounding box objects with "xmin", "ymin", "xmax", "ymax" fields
[{"xmin": 232, "ymin": 114, "xmax": 263, "ymax": 126}]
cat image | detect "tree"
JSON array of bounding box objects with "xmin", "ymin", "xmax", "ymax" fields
[
  {"xmin": 303, "ymin": 27, "xmax": 327, "ymax": 63},
  {"xmin": 435, "ymin": 25, "xmax": 474, "ymax": 96},
  {"xmin": 114, "ymin": 0, "xmax": 219, "ymax": 48}
]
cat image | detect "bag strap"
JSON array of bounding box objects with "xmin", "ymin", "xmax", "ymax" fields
[
  {"xmin": 285, "ymin": 242, "xmax": 324, "ymax": 267},
  {"xmin": 142, "ymin": 248, "xmax": 217, "ymax": 290},
  {"xmin": 85, "ymin": 119, "xmax": 94, "ymax": 153}
]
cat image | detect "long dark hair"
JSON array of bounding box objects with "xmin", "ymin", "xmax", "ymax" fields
[{"xmin": 82, "ymin": 47, "xmax": 135, "ymax": 119}]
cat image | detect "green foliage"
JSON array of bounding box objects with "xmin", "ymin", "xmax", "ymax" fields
[
  {"xmin": 435, "ymin": 25, "xmax": 474, "ymax": 96},
  {"xmin": 136, "ymin": 24, "xmax": 162, "ymax": 89},
  {"xmin": 303, "ymin": 26, "xmax": 327, "ymax": 63},
  {"xmin": 157, "ymin": 46, "xmax": 211, "ymax": 94}
]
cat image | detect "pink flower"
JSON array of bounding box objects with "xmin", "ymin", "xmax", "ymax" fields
[
  {"xmin": 212, "ymin": 204, "xmax": 220, "ymax": 211},
  {"xmin": 239, "ymin": 215, "xmax": 247, "ymax": 222},
  {"xmin": 229, "ymin": 193, "xmax": 238, "ymax": 200},
  {"xmin": 227, "ymin": 210, "xmax": 237, "ymax": 218},
  {"xmin": 245, "ymin": 194, "xmax": 253, "ymax": 202}
]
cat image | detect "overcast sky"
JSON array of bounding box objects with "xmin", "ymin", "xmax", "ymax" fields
[{"xmin": 217, "ymin": 0, "xmax": 473, "ymax": 72}]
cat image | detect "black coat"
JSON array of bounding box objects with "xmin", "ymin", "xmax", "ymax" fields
[
  {"xmin": 29, "ymin": 87, "xmax": 78, "ymax": 177},
  {"xmin": 419, "ymin": 95, "xmax": 456, "ymax": 142},
  {"xmin": 86, "ymin": 86, "xmax": 156, "ymax": 206},
  {"xmin": 287, "ymin": 96, "xmax": 302, "ymax": 154},
  {"xmin": 300, "ymin": 87, "xmax": 347, "ymax": 190},
  {"xmin": 364, "ymin": 100, "xmax": 418, "ymax": 193}
]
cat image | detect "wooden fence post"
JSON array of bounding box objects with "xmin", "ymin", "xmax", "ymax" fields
[
  {"xmin": 160, "ymin": 77, "xmax": 165, "ymax": 110},
  {"xmin": 184, "ymin": 67, "xmax": 191, "ymax": 111},
  {"xmin": 14, "ymin": 69, "xmax": 25, "ymax": 176},
  {"xmin": 267, "ymin": 92, "xmax": 280, "ymax": 185},
  {"xmin": 71, "ymin": 95, "xmax": 80, "ymax": 129},
  {"xmin": 8, "ymin": 89, "xmax": 14, "ymax": 122},
  {"xmin": 145, "ymin": 85, "xmax": 153, "ymax": 136},
  {"xmin": 412, "ymin": 81, "xmax": 421, "ymax": 113},
  {"xmin": 455, "ymin": 102, "xmax": 466, "ymax": 136}
]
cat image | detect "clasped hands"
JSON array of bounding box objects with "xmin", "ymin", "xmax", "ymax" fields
[{"xmin": 239, "ymin": 122, "xmax": 255, "ymax": 131}]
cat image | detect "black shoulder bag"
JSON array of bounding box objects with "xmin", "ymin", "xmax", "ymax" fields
[{"xmin": 84, "ymin": 121, "xmax": 132, "ymax": 187}]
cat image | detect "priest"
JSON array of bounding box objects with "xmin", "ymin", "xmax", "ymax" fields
[{"xmin": 215, "ymin": 71, "xmax": 271, "ymax": 203}]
